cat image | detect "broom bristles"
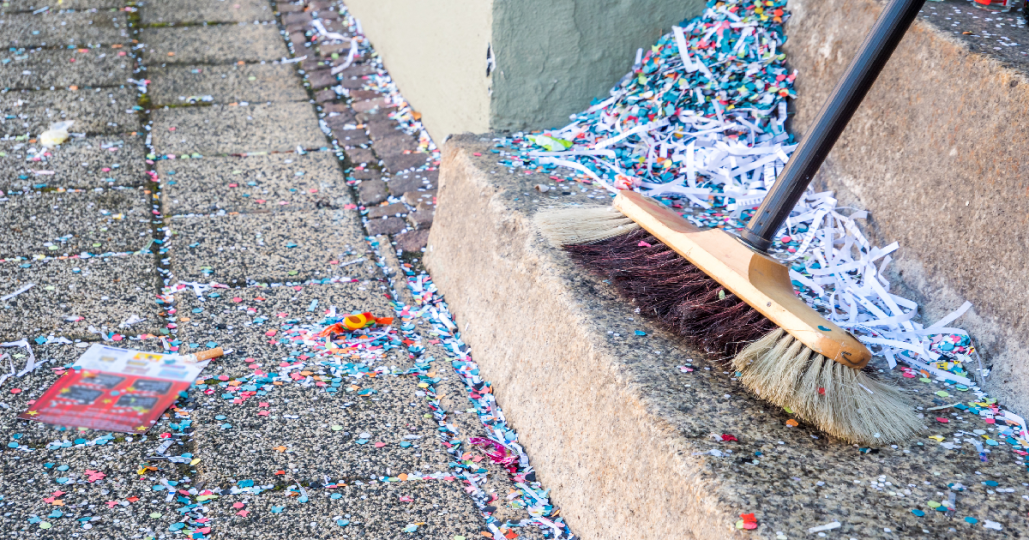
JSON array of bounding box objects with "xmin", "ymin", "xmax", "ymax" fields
[
  {"xmin": 733, "ymin": 329, "xmax": 924, "ymax": 444},
  {"xmin": 534, "ymin": 205, "xmax": 924, "ymax": 444},
  {"xmin": 534, "ymin": 206, "xmax": 640, "ymax": 247}
]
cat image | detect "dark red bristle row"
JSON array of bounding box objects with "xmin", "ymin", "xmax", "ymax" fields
[{"xmin": 564, "ymin": 229, "xmax": 776, "ymax": 359}]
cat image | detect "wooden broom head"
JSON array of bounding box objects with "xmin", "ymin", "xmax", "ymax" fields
[{"xmin": 613, "ymin": 190, "xmax": 871, "ymax": 370}]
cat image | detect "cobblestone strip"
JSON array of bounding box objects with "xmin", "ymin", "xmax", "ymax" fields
[{"xmin": 280, "ymin": 0, "xmax": 438, "ymax": 254}]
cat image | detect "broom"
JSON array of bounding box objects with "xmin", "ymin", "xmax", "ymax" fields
[{"xmin": 536, "ymin": 0, "xmax": 928, "ymax": 444}]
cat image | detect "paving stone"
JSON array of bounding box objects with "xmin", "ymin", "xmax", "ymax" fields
[
  {"xmin": 374, "ymin": 131, "xmax": 417, "ymax": 158},
  {"xmin": 0, "ymin": 47, "xmax": 133, "ymax": 89},
  {"xmin": 345, "ymin": 146, "xmax": 375, "ymax": 167},
  {"xmin": 0, "ymin": 436, "xmax": 192, "ymax": 539},
  {"xmin": 0, "ymin": 86, "xmax": 138, "ymax": 137},
  {"xmin": 365, "ymin": 203, "xmax": 406, "ymax": 219},
  {"xmin": 168, "ymin": 210, "xmax": 378, "ymax": 285},
  {"xmin": 351, "ymin": 97, "xmax": 388, "ymax": 113},
  {"xmin": 365, "ymin": 118, "xmax": 398, "ymax": 142},
  {"xmin": 316, "ymin": 41, "xmax": 359, "ymax": 59},
  {"xmin": 0, "ymin": 11, "xmax": 129, "ymax": 47},
  {"xmin": 321, "ymin": 103, "xmax": 354, "ymax": 120},
  {"xmin": 0, "ymin": 133, "xmax": 146, "ymax": 191},
  {"xmin": 315, "ymin": 15, "xmax": 342, "ymax": 28},
  {"xmin": 0, "ymin": 254, "xmax": 161, "ymax": 341},
  {"xmin": 0, "ymin": 188, "xmax": 151, "ymax": 258},
  {"xmin": 148, "ymin": 63, "xmax": 307, "ymax": 106},
  {"xmin": 365, "ymin": 216, "xmax": 405, "ymax": 236},
  {"xmin": 349, "ymin": 168, "xmax": 379, "ymax": 181},
  {"xmin": 280, "ymin": 11, "xmax": 310, "ymax": 27},
  {"xmin": 348, "ymin": 89, "xmax": 378, "ymax": 101},
  {"xmin": 331, "ymin": 127, "xmax": 368, "ymax": 147},
  {"xmin": 357, "ymin": 178, "xmax": 385, "ymax": 205},
  {"xmin": 313, "ymin": 88, "xmax": 336, "ymax": 103},
  {"xmin": 198, "ymin": 482, "xmax": 487, "ymax": 540},
  {"xmin": 1, "ymin": 0, "xmax": 123, "ymax": 11},
  {"xmin": 286, "ymin": 23, "xmax": 310, "ymax": 35},
  {"xmin": 288, "ymin": 29, "xmax": 308, "ymax": 51},
  {"xmin": 335, "ymin": 76, "xmax": 365, "ymax": 90},
  {"xmin": 381, "ymin": 151, "xmax": 429, "ymax": 174},
  {"xmin": 141, "ymin": 24, "xmax": 287, "ymax": 65},
  {"xmin": 188, "ymin": 380, "xmax": 458, "ymax": 486},
  {"xmin": 301, "ymin": 56, "xmax": 332, "ymax": 72},
  {"xmin": 142, "ymin": 0, "xmax": 274, "ymax": 25},
  {"xmin": 160, "ymin": 151, "xmax": 348, "ymax": 215},
  {"xmin": 276, "ymin": 2, "xmax": 304, "ymax": 12},
  {"xmin": 151, "ymin": 102, "xmax": 325, "ymax": 155},
  {"xmin": 306, "ymin": 68, "xmax": 337, "ymax": 90},
  {"xmin": 406, "ymin": 208, "xmax": 433, "ymax": 231},
  {"xmin": 174, "ymin": 282, "xmax": 394, "ymax": 381},
  {"xmin": 386, "ymin": 170, "xmax": 436, "ymax": 195},
  {"xmin": 395, "ymin": 229, "xmax": 429, "ymax": 253},
  {"xmin": 330, "ymin": 63, "xmax": 375, "ymax": 78},
  {"xmin": 401, "ymin": 190, "xmax": 436, "ymax": 206}
]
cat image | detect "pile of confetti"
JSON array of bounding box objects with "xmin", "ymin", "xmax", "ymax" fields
[{"xmin": 495, "ymin": 0, "xmax": 1029, "ymax": 446}]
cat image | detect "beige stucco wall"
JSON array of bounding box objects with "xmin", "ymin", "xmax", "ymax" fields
[
  {"xmin": 347, "ymin": 0, "xmax": 707, "ymax": 141},
  {"xmin": 344, "ymin": 0, "xmax": 493, "ymax": 142}
]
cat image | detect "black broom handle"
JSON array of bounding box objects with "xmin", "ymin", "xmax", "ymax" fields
[{"xmin": 739, "ymin": 0, "xmax": 927, "ymax": 253}]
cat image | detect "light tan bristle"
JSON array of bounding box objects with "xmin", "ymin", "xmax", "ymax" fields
[
  {"xmin": 732, "ymin": 329, "xmax": 924, "ymax": 445},
  {"xmin": 533, "ymin": 206, "xmax": 639, "ymax": 247}
]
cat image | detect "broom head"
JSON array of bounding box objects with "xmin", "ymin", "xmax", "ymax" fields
[{"xmin": 534, "ymin": 191, "xmax": 924, "ymax": 444}]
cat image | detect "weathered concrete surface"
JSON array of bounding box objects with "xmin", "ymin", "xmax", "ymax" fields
[
  {"xmin": 0, "ymin": 134, "xmax": 146, "ymax": 191},
  {"xmin": 0, "ymin": 2, "xmax": 543, "ymax": 538},
  {"xmin": 160, "ymin": 151, "xmax": 346, "ymax": 215},
  {"xmin": 141, "ymin": 24, "xmax": 288, "ymax": 65},
  {"xmin": 151, "ymin": 102, "xmax": 325, "ymax": 155},
  {"xmin": 0, "ymin": 11, "xmax": 129, "ymax": 47},
  {"xmin": 0, "ymin": 86, "xmax": 139, "ymax": 136},
  {"xmin": 783, "ymin": 0, "xmax": 1029, "ymax": 415},
  {"xmin": 142, "ymin": 0, "xmax": 274, "ymax": 25},
  {"xmin": 0, "ymin": 188, "xmax": 151, "ymax": 257},
  {"xmin": 167, "ymin": 209, "xmax": 378, "ymax": 284},
  {"xmin": 148, "ymin": 63, "xmax": 307, "ymax": 106},
  {"xmin": 0, "ymin": 47, "xmax": 133, "ymax": 89},
  {"xmin": 0, "ymin": 254, "xmax": 162, "ymax": 341},
  {"xmin": 427, "ymin": 135, "xmax": 1029, "ymax": 540},
  {"xmin": 0, "ymin": 0, "xmax": 122, "ymax": 11}
]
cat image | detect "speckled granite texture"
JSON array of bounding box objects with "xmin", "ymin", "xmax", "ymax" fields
[{"xmin": 426, "ymin": 135, "xmax": 1029, "ymax": 540}]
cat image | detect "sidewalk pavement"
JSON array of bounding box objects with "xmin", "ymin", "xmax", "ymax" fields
[{"xmin": 0, "ymin": 1, "xmax": 566, "ymax": 538}]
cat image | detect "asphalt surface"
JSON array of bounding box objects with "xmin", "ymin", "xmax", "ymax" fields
[{"xmin": 0, "ymin": 1, "xmax": 550, "ymax": 539}]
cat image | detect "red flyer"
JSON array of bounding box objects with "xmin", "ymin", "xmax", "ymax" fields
[{"xmin": 20, "ymin": 344, "xmax": 219, "ymax": 433}]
